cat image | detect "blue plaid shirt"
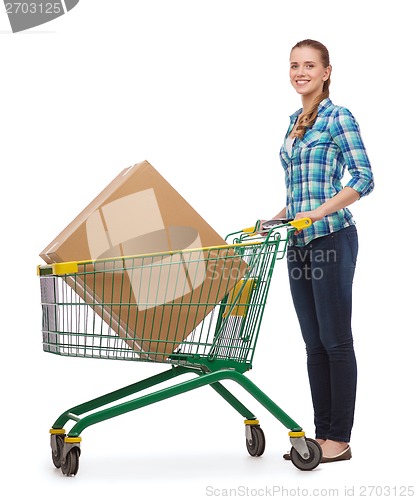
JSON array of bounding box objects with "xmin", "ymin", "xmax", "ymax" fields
[{"xmin": 280, "ymin": 98, "xmax": 374, "ymax": 246}]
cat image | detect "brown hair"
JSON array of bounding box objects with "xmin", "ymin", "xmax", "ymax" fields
[{"xmin": 291, "ymin": 39, "xmax": 331, "ymax": 139}]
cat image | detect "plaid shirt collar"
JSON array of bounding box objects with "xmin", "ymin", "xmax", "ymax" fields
[
  {"xmin": 289, "ymin": 97, "xmax": 333, "ymax": 123},
  {"xmin": 282, "ymin": 98, "xmax": 335, "ymax": 156}
]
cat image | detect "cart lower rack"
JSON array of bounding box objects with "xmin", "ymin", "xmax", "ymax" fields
[{"xmin": 38, "ymin": 218, "xmax": 322, "ymax": 475}]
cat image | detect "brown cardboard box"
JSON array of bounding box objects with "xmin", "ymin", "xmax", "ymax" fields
[{"xmin": 40, "ymin": 161, "xmax": 247, "ymax": 360}]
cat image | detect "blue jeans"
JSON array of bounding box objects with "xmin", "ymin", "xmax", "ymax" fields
[{"xmin": 287, "ymin": 225, "xmax": 358, "ymax": 443}]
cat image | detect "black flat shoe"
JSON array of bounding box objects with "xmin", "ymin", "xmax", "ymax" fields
[{"xmin": 320, "ymin": 445, "xmax": 352, "ymax": 463}]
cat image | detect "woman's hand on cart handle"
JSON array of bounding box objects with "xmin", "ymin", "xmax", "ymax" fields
[
  {"xmin": 293, "ymin": 210, "xmax": 322, "ymax": 234},
  {"xmin": 290, "ymin": 217, "xmax": 313, "ymax": 232},
  {"xmin": 258, "ymin": 220, "xmax": 269, "ymax": 236},
  {"xmin": 258, "ymin": 218, "xmax": 287, "ymax": 235},
  {"xmin": 242, "ymin": 218, "xmax": 312, "ymax": 236}
]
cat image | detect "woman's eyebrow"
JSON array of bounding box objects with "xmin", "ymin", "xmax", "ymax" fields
[{"xmin": 290, "ymin": 60, "xmax": 316, "ymax": 64}]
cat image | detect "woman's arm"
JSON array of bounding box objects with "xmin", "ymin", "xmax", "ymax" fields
[
  {"xmin": 330, "ymin": 107, "xmax": 374, "ymax": 198},
  {"xmin": 294, "ymin": 186, "xmax": 360, "ymax": 223},
  {"xmin": 272, "ymin": 207, "xmax": 287, "ymax": 219},
  {"xmin": 296, "ymin": 107, "xmax": 373, "ymax": 229}
]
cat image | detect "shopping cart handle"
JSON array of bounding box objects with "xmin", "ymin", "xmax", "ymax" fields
[
  {"xmin": 242, "ymin": 218, "xmax": 312, "ymax": 234},
  {"xmin": 288, "ymin": 218, "xmax": 312, "ymax": 231}
]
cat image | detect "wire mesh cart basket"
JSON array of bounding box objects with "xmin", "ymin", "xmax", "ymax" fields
[{"xmin": 38, "ymin": 218, "xmax": 322, "ymax": 475}]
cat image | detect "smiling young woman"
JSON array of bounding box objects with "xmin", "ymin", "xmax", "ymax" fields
[{"xmin": 263, "ymin": 39, "xmax": 374, "ymax": 463}]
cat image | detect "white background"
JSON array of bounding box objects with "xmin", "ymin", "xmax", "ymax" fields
[{"xmin": 1, "ymin": 1, "xmax": 414, "ymax": 498}]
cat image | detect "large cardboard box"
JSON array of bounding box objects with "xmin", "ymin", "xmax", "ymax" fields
[{"xmin": 40, "ymin": 161, "xmax": 247, "ymax": 360}]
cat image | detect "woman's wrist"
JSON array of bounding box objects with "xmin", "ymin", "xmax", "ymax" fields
[{"xmin": 315, "ymin": 206, "xmax": 327, "ymax": 220}]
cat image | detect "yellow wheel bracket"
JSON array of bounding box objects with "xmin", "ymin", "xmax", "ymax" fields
[
  {"xmin": 288, "ymin": 431, "xmax": 305, "ymax": 438},
  {"xmin": 244, "ymin": 419, "xmax": 260, "ymax": 426},
  {"xmin": 64, "ymin": 436, "xmax": 82, "ymax": 443},
  {"xmin": 289, "ymin": 218, "xmax": 312, "ymax": 231},
  {"xmin": 50, "ymin": 428, "xmax": 66, "ymax": 435}
]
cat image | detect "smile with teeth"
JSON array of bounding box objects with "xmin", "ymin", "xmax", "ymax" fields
[{"xmin": 296, "ymin": 80, "xmax": 310, "ymax": 86}]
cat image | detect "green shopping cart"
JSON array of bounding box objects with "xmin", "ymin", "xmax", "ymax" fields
[{"xmin": 38, "ymin": 217, "xmax": 322, "ymax": 476}]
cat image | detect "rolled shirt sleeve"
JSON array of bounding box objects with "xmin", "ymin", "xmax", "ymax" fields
[{"xmin": 330, "ymin": 108, "xmax": 374, "ymax": 198}]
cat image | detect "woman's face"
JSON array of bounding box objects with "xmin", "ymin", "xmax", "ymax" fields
[{"xmin": 289, "ymin": 46, "xmax": 331, "ymax": 100}]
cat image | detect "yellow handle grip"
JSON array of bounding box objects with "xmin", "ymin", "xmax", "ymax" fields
[
  {"xmin": 242, "ymin": 225, "xmax": 256, "ymax": 233},
  {"xmin": 289, "ymin": 217, "xmax": 312, "ymax": 231}
]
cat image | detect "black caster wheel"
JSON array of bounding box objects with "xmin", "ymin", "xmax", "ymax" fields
[
  {"xmin": 290, "ymin": 438, "xmax": 322, "ymax": 471},
  {"xmin": 51, "ymin": 434, "xmax": 65, "ymax": 468},
  {"xmin": 246, "ymin": 425, "xmax": 266, "ymax": 457},
  {"xmin": 61, "ymin": 447, "xmax": 80, "ymax": 476}
]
